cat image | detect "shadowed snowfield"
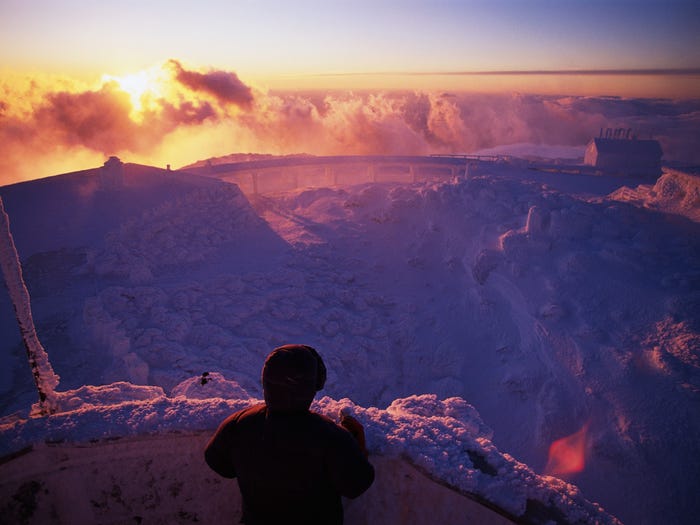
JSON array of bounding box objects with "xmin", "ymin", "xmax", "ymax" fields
[{"xmin": 1, "ymin": 157, "xmax": 698, "ymax": 524}]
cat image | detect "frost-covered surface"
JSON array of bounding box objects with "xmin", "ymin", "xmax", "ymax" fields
[
  {"xmin": 610, "ymin": 167, "xmax": 700, "ymax": 222},
  {"xmin": 1, "ymin": 159, "xmax": 699, "ymax": 524},
  {"xmin": 0, "ymin": 378, "xmax": 620, "ymax": 524},
  {"xmin": 0, "ymin": 197, "xmax": 59, "ymax": 413}
]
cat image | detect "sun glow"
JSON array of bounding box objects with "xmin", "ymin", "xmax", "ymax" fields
[{"xmin": 101, "ymin": 68, "xmax": 165, "ymax": 121}]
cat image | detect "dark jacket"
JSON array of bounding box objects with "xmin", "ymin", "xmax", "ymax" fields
[{"xmin": 205, "ymin": 403, "xmax": 375, "ymax": 525}]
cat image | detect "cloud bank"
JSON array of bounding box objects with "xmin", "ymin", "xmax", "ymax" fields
[{"xmin": 1, "ymin": 61, "xmax": 698, "ymax": 185}]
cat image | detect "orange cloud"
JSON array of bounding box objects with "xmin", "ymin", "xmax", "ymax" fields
[
  {"xmin": 34, "ymin": 84, "xmax": 138, "ymax": 152},
  {"xmin": 0, "ymin": 64, "xmax": 236, "ymax": 184}
]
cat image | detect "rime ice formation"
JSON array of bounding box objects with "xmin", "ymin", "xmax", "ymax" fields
[
  {"xmin": 610, "ymin": 167, "xmax": 700, "ymax": 222},
  {"xmin": 0, "ymin": 197, "xmax": 59, "ymax": 415}
]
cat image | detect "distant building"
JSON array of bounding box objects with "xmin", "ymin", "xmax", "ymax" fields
[
  {"xmin": 584, "ymin": 128, "xmax": 662, "ymax": 178},
  {"xmin": 100, "ymin": 156, "xmax": 124, "ymax": 189}
]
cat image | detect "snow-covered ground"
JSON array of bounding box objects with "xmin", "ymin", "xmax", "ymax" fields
[{"xmin": 1, "ymin": 158, "xmax": 698, "ymax": 524}]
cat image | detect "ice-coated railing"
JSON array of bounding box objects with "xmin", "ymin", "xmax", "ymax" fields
[{"xmin": 184, "ymin": 155, "xmax": 487, "ymax": 195}]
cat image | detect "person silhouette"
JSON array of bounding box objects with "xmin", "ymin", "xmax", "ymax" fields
[{"xmin": 205, "ymin": 344, "xmax": 374, "ymax": 524}]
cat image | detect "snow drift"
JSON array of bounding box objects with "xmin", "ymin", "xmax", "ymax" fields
[{"xmin": 0, "ymin": 379, "xmax": 619, "ymax": 524}]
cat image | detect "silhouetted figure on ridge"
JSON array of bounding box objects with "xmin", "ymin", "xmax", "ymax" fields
[{"xmin": 205, "ymin": 344, "xmax": 374, "ymax": 524}]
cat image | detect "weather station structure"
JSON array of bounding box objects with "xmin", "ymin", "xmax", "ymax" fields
[
  {"xmin": 100, "ymin": 155, "xmax": 125, "ymax": 189},
  {"xmin": 584, "ymin": 128, "xmax": 663, "ymax": 177}
]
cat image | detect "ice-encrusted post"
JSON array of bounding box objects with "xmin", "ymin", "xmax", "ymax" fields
[{"xmin": 0, "ymin": 197, "xmax": 59, "ymax": 415}]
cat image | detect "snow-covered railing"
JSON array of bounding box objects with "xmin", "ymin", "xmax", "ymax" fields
[
  {"xmin": 430, "ymin": 153, "xmax": 513, "ymax": 162},
  {"xmin": 184, "ymin": 155, "xmax": 471, "ymax": 194}
]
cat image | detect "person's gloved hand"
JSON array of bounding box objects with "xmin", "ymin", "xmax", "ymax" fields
[{"xmin": 340, "ymin": 414, "xmax": 368, "ymax": 457}]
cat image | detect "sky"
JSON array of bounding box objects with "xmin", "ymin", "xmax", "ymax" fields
[
  {"xmin": 1, "ymin": 0, "xmax": 698, "ymax": 92},
  {"xmin": 0, "ymin": 0, "xmax": 698, "ymax": 184}
]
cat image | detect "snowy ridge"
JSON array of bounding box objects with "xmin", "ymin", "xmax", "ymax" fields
[
  {"xmin": 322, "ymin": 396, "xmax": 620, "ymax": 524},
  {"xmin": 0, "ymin": 377, "xmax": 620, "ymax": 524}
]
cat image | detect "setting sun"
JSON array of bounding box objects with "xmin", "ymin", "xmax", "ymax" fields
[{"xmin": 101, "ymin": 69, "xmax": 165, "ymax": 121}]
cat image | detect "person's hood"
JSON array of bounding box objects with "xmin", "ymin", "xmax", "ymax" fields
[{"xmin": 261, "ymin": 344, "xmax": 326, "ymax": 413}]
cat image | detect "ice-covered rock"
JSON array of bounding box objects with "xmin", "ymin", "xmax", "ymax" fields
[{"xmin": 171, "ymin": 373, "xmax": 250, "ymax": 400}]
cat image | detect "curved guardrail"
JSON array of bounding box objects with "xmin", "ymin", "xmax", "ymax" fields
[{"xmin": 183, "ymin": 155, "xmax": 509, "ymax": 194}]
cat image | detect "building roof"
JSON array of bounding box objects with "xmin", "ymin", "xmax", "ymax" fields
[{"xmin": 590, "ymin": 138, "xmax": 663, "ymax": 158}]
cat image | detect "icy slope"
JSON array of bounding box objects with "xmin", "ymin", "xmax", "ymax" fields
[{"xmin": 1, "ymin": 159, "xmax": 698, "ymax": 524}]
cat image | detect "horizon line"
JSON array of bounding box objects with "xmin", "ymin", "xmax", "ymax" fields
[{"xmin": 311, "ymin": 68, "xmax": 700, "ymax": 78}]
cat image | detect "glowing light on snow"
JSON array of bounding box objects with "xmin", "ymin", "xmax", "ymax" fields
[{"xmin": 544, "ymin": 422, "xmax": 589, "ymax": 477}]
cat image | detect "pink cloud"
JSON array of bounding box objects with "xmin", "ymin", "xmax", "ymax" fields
[{"xmin": 168, "ymin": 60, "xmax": 254, "ymax": 109}]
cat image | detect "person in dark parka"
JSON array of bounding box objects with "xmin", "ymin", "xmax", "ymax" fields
[{"xmin": 205, "ymin": 344, "xmax": 375, "ymax": 525}]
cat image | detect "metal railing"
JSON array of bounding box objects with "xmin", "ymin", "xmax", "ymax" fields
[{"xmin": 183, "ymin": 155, "xmax": 484, "ymax": 195}]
